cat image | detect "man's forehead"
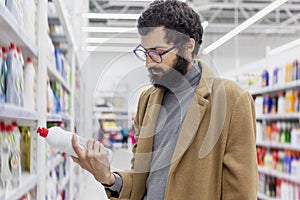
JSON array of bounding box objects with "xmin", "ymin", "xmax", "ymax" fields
[{"xmin": 140, "ymin": 27, "xmax": 169, "ymax": 49}]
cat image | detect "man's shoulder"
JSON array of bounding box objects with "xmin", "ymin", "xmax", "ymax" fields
[
  {"xmin": 211, "ymin": 77, "xmax": 249, "ymax": 99},
  {"xmin": 139, "ymin": 86, "xmax": 158, "ymax": 99}
]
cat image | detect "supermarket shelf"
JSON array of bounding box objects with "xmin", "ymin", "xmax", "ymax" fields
[
  {"xmin": 250, "ymin": 80, "xmax": 300, "ymax": 95},
  {"xmin": 49, "ymin": 33, "xmax": 68, "ymax": 44},
  {"xmin": 95, "ymin": 114, "xmax": 128, "ymax": 121},
  {"xmin": 52, "ymin": 0, "xmax": 77, "ymax": 50},
  {"xmin": 256, "ymin": 113, "xmax": 300, "ymax": 120},
  {"xmin": 58, "ymin": 173, "xmax": 71, "ymax": 191},
  {"xmin": 94, "ymin": 107, "xmax": 128, "ymax": 113},
  {"xmin": 256, "ymin": 141, "xmax": 300, "ymax": 151},
  {"xmin": 61, "ymin": 113, "xmax": 71, "ymax": 121},
  {"xmin": 258, "ymin": 166, "xmax": 300, "ymax": 184},
  {"xmin": 46, "ymin": 113, "xmax": 62, "ymax": 122},
  {"xmin": 0, "ymin": 173, "xmax": 38, "ymax": 200},
  {"xmin": 47, "ymin": 66, "xmax": 71, "ymax": 93},
  {"xmin": 47, "ymin": 155, "xmax": 64, "ymax": 175},
  {"xmin": 257, "ymin": 192, "xmax": 277, "ymax": 200},
  {"xmin": 0, "ymin": 104, "xmax": 39, "ymax": 121},
  {"xmin": 0, "ymin": 4, "xmax": 38, "ymax": 57}
]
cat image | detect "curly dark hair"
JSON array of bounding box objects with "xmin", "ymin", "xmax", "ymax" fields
[{"xmin": 137, "ymin": 0, "xmax": 203, "ymax": 58}]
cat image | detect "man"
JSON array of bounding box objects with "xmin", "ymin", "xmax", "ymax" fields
[{"xmin": 71, "ymin": 1, "xmax": 258, "ymax": 199}]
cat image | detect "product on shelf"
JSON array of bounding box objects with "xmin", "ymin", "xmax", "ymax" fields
[
  {"xmin": 0, "ymin": 46, "xmax": 6, "ymax": 103},
  {"xmin": 23, "ymin": 57, "xmax": 36, "ymax": 111},
  {"xmin": 20, "ymin": 127, "xmax": 31, "ymax": 171},
  {"xmin": 259, "ymin": 173, "xmax": 300, "ymax": 200},
  {"xmin": 36, "ymin": 126, "xmax": 112, "ymax": 161},
  {"xmin": 1, "ymin": 123, "xmax": 12, "ymax": 189},
  {"xmin": 262, "ymin": 69, "xmax": 269, "ymax": 87},
  {"xmin": 6, "ymin": 0, "xmax": 24, "ymax": 27},
  {"xmin": 9, "ymin": 124, "xmax": 21, "ymax": 188},
  {"xmin": 16, "ymin": 47, "xmax": 24, "ymax": 107},
  {"xmin": 6, "ymin": 43, "xmax": 19, "ymax": 106}
]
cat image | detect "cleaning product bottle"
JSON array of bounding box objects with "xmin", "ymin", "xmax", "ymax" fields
[
  {"xmin": 23, "ymin": 57, "xmax": 35, "ymax": 111},
  {"xmin": 0, "ymin": 46, "xmax": 4, "ymax": 103},
  {"xmin": 16, "ymin": 47, "xmax": 24, "ymax": 107},
  {"xmin": 20, "ymin": 127, "xmax": 31, "ymax": 171},
  {"xmin": 36, "ymin": 127, "xmax": 112, "ymax": 162},
  {"xmin": 6, "ymin": 43, "xmax": 18, "ymax": 105},
  {"xmin": 1, "ymin": 47, "xmax": 8, "ymax": 104},
  {"xmin": 8, "ymin": 124, "xmax": 21, "ymax": 188},
  {"xmin": 1, "ymin": 125, "xmax": 11, "ymax": 188}
]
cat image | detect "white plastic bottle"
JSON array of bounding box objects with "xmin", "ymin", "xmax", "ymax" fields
[
  {"xmin": 23, "ymin": 57, "xmax": 35, "ymax": 111},
  {"xmin": 0, "ymin": 46, "xmax": 5, "ymax": 103},
  {"xmin": 8, "ymin": 125, "xmax": 21, "ymax": 188},
  {"xmin": 1, "ymin": 125, "xmax": 11, "ymax": 188},
  {"xmin": 36, "ymin": 127, "xmax": 112, "ymax": 162},
  {"xmin": 16, "ymin": 47, "xmax": 24, "ymax": 107},
  {"xmin": 6, "ymin": 43, "xmax": 19, "ymax": 105}
]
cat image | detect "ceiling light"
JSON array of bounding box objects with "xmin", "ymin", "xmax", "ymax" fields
[
  {"xmin": 82, "ymin": 13, "xmax": 140, "ymax": 20},
  {"xmin": 82, "ymin": 27, "xmax": 137, "ymax": 33},
  {"xmin": 202, "ymin": 0, "xmax": 288, "ymax": 55}
]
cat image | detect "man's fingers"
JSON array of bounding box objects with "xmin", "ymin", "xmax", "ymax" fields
[
  {"xmin": 71, "ymin": 134, "xmax": 85, "ymax": 158},
  {"xmin": 70, "ymin": 155, "xmax": 80, "ymax": 164}
]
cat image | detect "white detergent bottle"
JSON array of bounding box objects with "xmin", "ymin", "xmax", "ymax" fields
[
  {"xmin": 6, "ymin": 43, "xmax": 19, "ymax": 105},
  {"xmin": 16, "ymin": 47, "xmax": 24, "ymax": 107},
  {"xmin": 7, "ymin": 125, "xmax": 21, "ymax": 188},
  {"xmin": 0, "ymin": 46, "xmax": 5, "ymax": 103},
  {"xmin": 23, "ymin": 57, "xmax": 35, "ymax": 111},
  {"xmin": 1, "ymin": 125, "xmax": 11, "ymax": 189},
  {"xmin": 36, "ymin": 127, "xmax": 112, "ymax": 162}
]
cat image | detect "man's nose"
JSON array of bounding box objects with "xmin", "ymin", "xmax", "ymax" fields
[{"xmin": 145, "ymin": 55, "xmax": 155, "ymax": 68}]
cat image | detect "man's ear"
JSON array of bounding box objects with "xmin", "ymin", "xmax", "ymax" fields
[{"xmin": 186, "ymin": 38, "xmax": 195, "ymax": 54}]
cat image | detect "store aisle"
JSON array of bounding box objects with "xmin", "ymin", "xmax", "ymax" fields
[{"xmin": 78, "ymin": 147, "xmax": 133, "ymax": 200}]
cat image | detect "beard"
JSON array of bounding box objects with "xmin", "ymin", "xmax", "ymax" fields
[{"xmin": 149, "ymin": 55, "xmax": 190, "ymax": 91}]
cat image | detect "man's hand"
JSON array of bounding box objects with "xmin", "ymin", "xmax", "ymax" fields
[{"xmin": 71, "ymin": 134, "xmax": 115, "ymax": 186}]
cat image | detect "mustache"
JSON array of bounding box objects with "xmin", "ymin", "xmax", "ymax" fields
[{"xmin": 148, "ymin": 66, "xmax": 165, "ymax": 75}]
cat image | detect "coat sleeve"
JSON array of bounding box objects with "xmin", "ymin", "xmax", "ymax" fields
[
  {"xmin": 105, "ymin": 89, "xmax": 149, "ymax": 200},
  {"xmin": 222, "ymin": 91, "xmax": 258, "ymax": 200}
]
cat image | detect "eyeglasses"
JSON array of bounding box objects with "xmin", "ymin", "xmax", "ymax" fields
[{"xmin": 133, "ymin": 43, "xmax": 181, "ymax": 63}]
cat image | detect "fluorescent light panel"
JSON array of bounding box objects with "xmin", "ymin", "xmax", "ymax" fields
[
  {"xmin": 203, "ymin": 0, "xmax": 288, "ymax": 55},
  {"xmin": 86, "ymin": 38, "xmax": 139, "ymax": 44},
  {"xmin": 82, "ymin": 13, "xmax": 140, "ymax": 20},
  {"xmin": 83, "ymin": 27, "xmax": 137, "ymax": 33}
]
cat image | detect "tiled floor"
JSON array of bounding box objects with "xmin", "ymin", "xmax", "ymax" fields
[{"xmin": 78, "ymin": 147, "xmax": 133, "ymax": 200}]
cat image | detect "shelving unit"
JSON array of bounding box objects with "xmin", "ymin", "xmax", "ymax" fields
[
  {"xmin": 257, "ymin": 192, "xmax": 278, "ymax": 200},
  {"xmin": 0, "ymin": 0, "xmax": 82, "ymax": 199},
  {"xmin": 258, "ymin": 166, "xmax": 300, "ymax": 184},
  {"xmin": 47, "ymin": 66, "xmax": 71, "ymax": 93},
  {"xmin": 256, "ymin": 113, "xmax": 300, "ymax": 120},
  {"xmin": 1, "ymin": 173, "xmax": 38, "ymax": 200},
  {"xmin": 0, "ymin": 104, "xmax": 38, "ymax": 121},
  {"xmin": 250, "ymin": 80, "xmax": 300, "ymax": 95},
  {"xmin": 0, "ymin": 3, "xmax": 38, "ymax": 57},
  {"xmin": 256, "ymin": 141, "xmax": 300, "ymax": 151}
]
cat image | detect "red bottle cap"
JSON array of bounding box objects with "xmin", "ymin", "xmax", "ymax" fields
[
  {"xmin": 12, "ymin": 121, "xmax": 18, "ymax": 127},
  {"xmin": 0, "ymin": 122, "xmax": 5, "ymax": 131},
  {"xmin": 2, "ymin": 47, "xmax": 8, "ymax": 54},
  {"xmin": 6, "ymin": 125, "xmax": 13, "ymax": 132},
  {"xmin": 37, "ymin": 127, "xmax": 49, "ymax": 138},
  {"xmin": 27, "ymin": 57, "xmax": 32, "ymax": 63},
  {"xmin": 16, "ymin": 47, "xmax": 21, "ymax": 53},
  {"xmin": 10, "ymin": 43, "xmax": 16, "ymax": 49}
]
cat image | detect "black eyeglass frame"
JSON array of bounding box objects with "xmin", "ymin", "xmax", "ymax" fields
[{"xmin": 133, "ymin": 43, "xmax": 182, "ymax": 63}]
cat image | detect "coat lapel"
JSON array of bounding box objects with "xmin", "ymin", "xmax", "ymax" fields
[{"xmin": 132, "ymin": 88, "xmax": 164, "ymax": 200}]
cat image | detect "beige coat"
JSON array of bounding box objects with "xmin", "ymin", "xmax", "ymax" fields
[{"xmin": 107, "ymin": 63, "xmax": 258, "ymax": 200}]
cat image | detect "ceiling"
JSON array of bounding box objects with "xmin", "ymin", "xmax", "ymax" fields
[{"xmin": 85, "ymin": 0, "xmax": 300, "ymax": 49}]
